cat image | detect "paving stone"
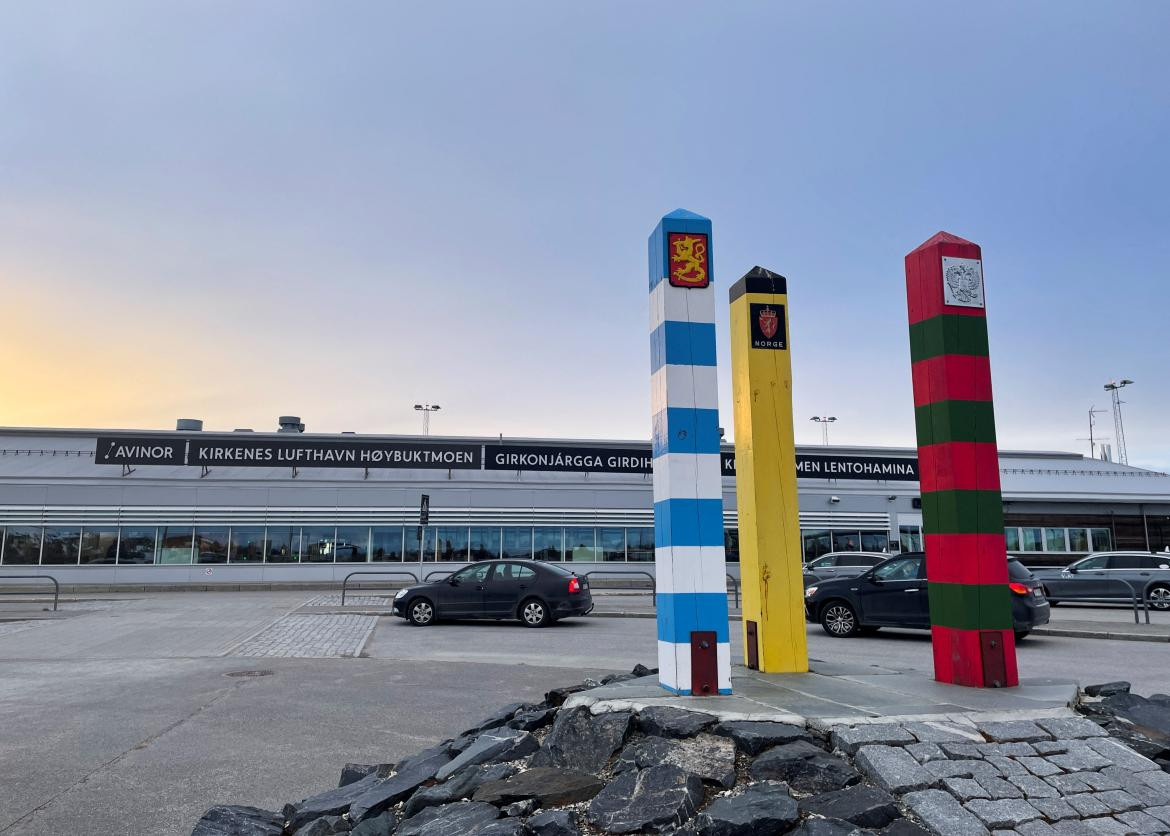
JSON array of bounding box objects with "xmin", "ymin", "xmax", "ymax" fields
[
  {"xmin": 1137, "ymin": 769, "xmax": 1170, "ymax": 796},
  {"xmin": 1145, "ymin": 806, "xmax": 1170, "ymax": 827},
  {"xmin": 879, "ymin": 821, "xmax": 932, "ymax": 836},
  {"xmin": 943, "ymin": 776, "xmax": 990, "ymax": 800},
  {"xmin": 1048, "ymin": 822, "xmax": 1099, "ymax": 836},
  {"xmin": 942, "ymin": 743, "xmax": 987, "ymax": 760},
  {"xmin": 1114, "ymin": 811, "xmax": 1165, "ymax": 834},
  {"xmin": 694, "ymin": 782, "xmax": 800, "ymax": 835},
  {"xmin": 1007, "ymin": 775, "xmax": 1059, "ymax": 799},
  {"xmin": 1064, "ymin": 793, "xmax": 1109, "ymax": 817},
  {"xmin": 1032, "ymin": 741, "xmax": 1069, "ymax": 756},
  {"xmin": 1078, "ymin": 771, "xmax": 1122, "ymax": 791},
  {"xmin": 904, "ymin": 721, "xmax": 985, "ymax": 744},
  {"xmin": 902, "ymin": 789, "xmax": 991, "ymax": 836},
  {"xmin": 980, "ymin": 743, "xmax": 1037, "ymax": 758},
  {"xmin": 1075, "ymin": 819, "xmax": 1129, "ymax": 836},
  {"xmin": 1016, "ymin": 757, "xmax": 1061, "ymax": 778},
  {"xmin": 975, "ymin": 775, "xmax": 1024, "ymax": 800},
  {"xmin": 976, "ymin": 721, "xmax": 1050, "ymax": 743},
  {"xmin": 712, "ymin": 721, "xmax": 810, "ymax": 755},
  {"xmin": 1015, "ymin": 823, "xmax": 1057, "ymax": 836},
  {"xmin": 751, "ymin": 740, "xmax": 862, "ymax": 793},
  {"xmin": 1091, "ymin": 789, "xmax": 1143, "ymax": 813},
  {"xmin": 1085, "ymin": 736, "xmax": 1163, "ymax": 772},
  {"xmin": 925, "ymin": 759, "xmax": 1001, "ymax": 780},
  {"xmin": 990, "ymin": 830, "xmax": 1019, "ymax": 836},
  {"xmin": 1028, "ymin": 798, "xmax": 1078, "ymax": 821},
  {"xmin": 1034, "ymin": 717, "xmax": 1107, "ymax": 739},
  {"xmin": 1047, "ymin": 747, "xmax": 1112, "ymax": 772},
  {"xmin": 1097, "ymin": 765, "xmax": 1170, "ymax": 806},
  {"xmin": 636, "ymin": 706, "xmax": 716, "ymax": 739},
  {"xmin": 831, "ymin": 724, "xmax": 916, "ymax": 755},
  {"xmin": 907, "ymin": 743, "xmax": 947, "ymax": 764},
  {"xmin": 986, "ymin": 756, "xmax": 1028, "ymax": 778},
  {"xmin": 1044, "ymin": 773, "xmax": 1092, "ymax": 794},
  {"xmin": 964, "ymin": 799, "xmax": 1042, "ymax": 829},
  {"xmin": 800, "ymin": 785, "xmax": 900, "ymax": 828},
  {"xmin": 855, "ymin": 745, "xmax": 937, "ymax": 793}
]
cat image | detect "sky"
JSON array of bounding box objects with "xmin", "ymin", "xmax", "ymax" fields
[{"xmin": 1, "ymin": 2, "xmax": 1167, "ymax": 469}]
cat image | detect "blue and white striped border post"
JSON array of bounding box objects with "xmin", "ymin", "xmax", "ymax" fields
[{"xmin": 648, "ymin": 209, "xmax": 732, "ymax": 695}]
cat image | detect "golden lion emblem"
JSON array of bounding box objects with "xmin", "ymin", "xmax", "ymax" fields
[{"xmin": 670, "ymin": 234, "xmax": 708, "ymax": 286}]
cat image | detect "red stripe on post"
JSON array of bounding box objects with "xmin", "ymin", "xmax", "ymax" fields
[
  {"xmin": 919, "ymin": 442, "xmax": 1002, "ymax": 494},
  {"xmin": 930, "ymin": 625, "xmax": 1017, "ymax": 687},
  {"xmin": 912, "ymin": 355, "xmax": 994, "ymax": 407},
  {"xmin": 924, "ymin": 533, "xmax": 1010, "ymax": 585}
]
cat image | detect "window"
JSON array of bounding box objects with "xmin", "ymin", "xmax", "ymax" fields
[
  {"xmin": 371, "ymin": 527, "xmax": 404, "ymax": 562},
  {"xmin": 334, "ymin": 527, "xmax": 369, "ymax": 562},
  {"xmin": 494, "ymin": 563, "xmax": 536, "ymax": 581},
  {"xmin": 1044, "ymin": 528, "xmax": 1067, "ymax": 553},
  {"xmin": 1020, "ymin": 528, "xmax": 1044, "ymax": 552},
  {"xmin": 302, "ymin": 526, "xmax": 336, "ymax": 563},
  {"xmin": 266, "ymin": 526, "xmax": 299, "ymax": 563},
  {"xmin": 809, "ymin": 555, "xmax": 838, "ymax": 568},
  {"xmin": 119, "ymin": 527, "xmax": 156, "ymax": 564},
  {"xmin": 195, "ymin": 527, "xmax": 229, "ymax": 564},
  {"xmin": 1107, "ymin": 554, "xmax": 1144, "ymax": 570},
  {"xmin": 803, "ymin": 530, "xmax": 832, "ymax": 562},
  {"xmin": 436, "ymin": 527, "xmax": 469, "ymax": 561},
  {"xmin": 42, "ymin": 527, "xmax": 80, "ymax": 565},
  {"xmin": 565, "ymin": 528, "xmax": 599, "ymax": 562},
  {"xmin": 1091, "ymin": 528, "xmax": 1112, "ymax": 551},
  {"xmin": 229, "ymin": 527, "xmax": 266, "ymax": 563},
  {"xmin": 533, "ymin": 528, "xmax": 563, "ymax": 561},
  {"xmin": 502, "ymin": 528, "xmax": 533, "ymax": 561},
  {"xmin": 626, "ymin": 528, "xmax": 654, "ymax": 562},
  {"xmin": 1004, "ymin": 528, "xmax": 1020, "ymax": 552},
  {"xmin": 404, "ymin": 528, "xmax": 436, "ymax": 562},
  {"xmin": 832, "ymin": 531, "xmax": 861, "ymax": 552},
  {"xmin": 1067, "ymin": 529, "xmax": 1089, "ymax": 552},
  {"xmin": 1074, "ymin": 555, "xmax": 1107, "ymax": 569},
  {"xmin": 860, "ymin": 531, "xmax": 889, "ymax": 553},
  {"xmin": 452, "ymin": 562, "xmax": 491, "ymax": 583},
  {"xmin": 2, "ymin": 527, "xmax": 41, "ymax": 565},
  {"xmin": 724, "ymin": 528, "xmax": 739, "ymax": 563},
  {"xmin": 898, "ymin": 525, "xmax": 922, "ymax": 553},
  {"xmin": 1147, "ymin": 555, "xmax": 1170, "ymax": 570},
  {"xmin": 839, "ymin": 554, "xmax": 882, "ymax": 567},
  {"xmin": 469, "ymin": 527, "xmax": 501, "ymax": 561},
  {"xmin": 157, "ymin": 527, "xmax": 193, "ymax": 565},
  {"xmin": 81, "ymin": 527, "xmax": 119, "ymax": 565},
  {"xmin": 874, "ymin": 557, "xmax": 923, "ymax": 581},
  {"xmin": 599, "ymin": 528, "xmax": 625, "ymax": 562}
]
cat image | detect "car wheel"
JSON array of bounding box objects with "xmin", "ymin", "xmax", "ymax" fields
[
  {"xmin": 1147, "ymin": 585, "xmax": 1170, "ymax": 611},
  {"xmin": 820, "ymin": 601, "xmax": 860, "ymax": 637},
  {"xmin": 1014, "ymin": 630, "xmax": 1030, "ymax": 642},
  {"xmin": 519, "ymin": 598, "xmax": 550, "ymax": 628},
  {"xmin": 407, "ymin": 597, "xmax": 435, "ymax": 626}
]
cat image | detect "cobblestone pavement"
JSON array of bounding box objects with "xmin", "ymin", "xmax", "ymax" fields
[
  {"xmin": 301, "ymin": 593, "xmax": 389, "ymax": 607},
  {"xmin": 833, "ymin": 715, "xmax": 1170, "ymax": 835},
  {"xmin": 227, "ymin": 614, "xmax": 377, "ymax": 658}
]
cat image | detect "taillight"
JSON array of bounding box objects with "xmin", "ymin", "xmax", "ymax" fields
[
  {"xmin": 1008, "ymin": 582, "xmax": 1030, "ymax": 596},
  {"xmin": 568, "ymin": 577, "xmax": 581, "ymax": 594}
]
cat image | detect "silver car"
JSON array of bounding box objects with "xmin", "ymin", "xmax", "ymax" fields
[
  {"xmin": 803, "ymin": 551, "xmax": 890, "ymax": 587},
  {"xmin": 1032, "ymin": 551, "xmax": 1170, "ymax": 610}
]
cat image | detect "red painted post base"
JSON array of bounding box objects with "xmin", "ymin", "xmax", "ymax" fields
[{"xmin": 931, "ymin": 625, "xmax": 1019, "ymax": 688}]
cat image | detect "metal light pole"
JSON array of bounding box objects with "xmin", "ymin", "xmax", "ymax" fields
[
  {"xmin": 1081, "ymin": 406, "xmax": 1107, "ymax": 459},
  {"xmin": 413, "ymin": 404, "xmax": 441, "ymax": 436},
  {"xmin": 1103, "ymin": 380, "xmax": 1133, "ymax": 465},
  {"xmin": 810, "ymin": 416, "xmax": 836, "ymax": 446}
]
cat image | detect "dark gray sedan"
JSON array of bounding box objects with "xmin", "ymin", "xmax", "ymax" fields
[
  {"xmin": 803, "ymin": 552, "xmax": 890, "ymax": 586},
  {"xmin": 1031, "ymin": 551, "xmax": 1170, "ymax": 610}
]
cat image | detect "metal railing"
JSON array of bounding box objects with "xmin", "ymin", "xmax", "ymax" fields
[
  {"xmin": 582, "ymin": 571, "xmax": 741, "ymax": 610},
  {"xmin": 725, "ymin": 574, "xmax": 740, "ymax": 609},
  {"xmin": 425, "ymin": 570, "xmax": 454, "ymax": 582},
  {"xmin": 340, "ymin": 570, "xmax": 419, "ymax": 606},
  {"xmin": 0, "ymin": 574, "xmax": 59, "ymax": 611},
  {"xmin": 1040, "ymin": 577, "xmax": 1151, "ymax": 625}
]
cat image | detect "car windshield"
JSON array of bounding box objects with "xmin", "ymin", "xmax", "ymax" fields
[{"xmin": 874, "ymin": 557, "xmax": 921, "ymax": 581}]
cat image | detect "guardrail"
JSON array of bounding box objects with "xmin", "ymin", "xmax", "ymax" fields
[
  {"xmin": 340, "ymin": 570, "xmax": 419, "ymax": 606},
  {"xmin": 582, "ymin": 571, "xmax": 742, "ymax": 610},
  {"xmin": 1040, "ymin": 577, "xmax": 1151, "ymax": 625},
  {"xmin": 0, "ymin": 574, "xmax": 59, "ymax": 612},
  {"xmin": 425, "ymin": 570, "xmax": 455, "ymax": 583},
  {"xmin": 726, "ymin": 574, "xmax": 740, "ymax": 609}
]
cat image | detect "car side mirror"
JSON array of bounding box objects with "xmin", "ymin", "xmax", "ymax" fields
[{"xmin": 1067, "ymin": 567, "xmax": 1078, "ymax": 574}]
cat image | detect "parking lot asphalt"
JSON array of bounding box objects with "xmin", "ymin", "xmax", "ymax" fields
[{"xmin": 1, "ymin": 591, "xmax": 1168, "ymax": 836}]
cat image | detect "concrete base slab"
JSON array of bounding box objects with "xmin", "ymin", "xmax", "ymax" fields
[{"xmin": 565, "ymin": 660, "xmax": 1079, "ymax": 726}]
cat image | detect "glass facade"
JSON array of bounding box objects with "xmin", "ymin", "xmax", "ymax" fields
[
  {"xmin": 158, "ymin": 527, "xmax": 193, "ymax": 564},
  {"xmin": 469, "ymin": 527, "xmax": 501, "ymax": 561},
  {"xmin": 81, "ymin": 527, "xmax": 119, "ymax": 565},
  {"xmin": 371, "ymin": 527, "xmax": 404, "ymax": 562},
  {"xmin": 1003, "ymin": 525, "xmax": 1112, "ymax": 554},
  {"xmin": 3, "ymin": 527, "xmax": 42, "ymax": 565},
  {"xmin": 564, "ymin": 528, "xmax": 599, "ymax": 562},
  {"xmin": 301, "ymin": 526, "xmax": 336, "ymax": 563},
  {"xmin": 599, "ymin": 528, "xmax": 625, "ymax": 562},
  {"xmin": 533, "ymin": 528, "xmax": 563, "ymax": 562},
  {"xmin": 229, "ymin": 527, "xmax": 266, "ymax": 563},
  {"xmin": 627, "ymin": 528, "xmax": 654, "ymax": 562},
  {"xmin": 502, "ymin": 527, "xmax": 533, "ymax": 561},
  {"xmin": 266, "ymin": 526, "xmax": 299, "ymax": 563},
  {"xmin": 195, "ymin": 527, "xmax": 229, "ymax": 564},
  {"xmin": 119, "ymin": 527, "xmax": 156, "ymax": 564},
  {"xmin": 435, "ymin": 527, "xmax": 468, "ymax": 561},
  {"xmin": 336, "ymin": 527, "xmax": 370, "ymax": 562},
  {"xmin": 41, "ymin": 527, "xmax": 80, "ymax": 565}
]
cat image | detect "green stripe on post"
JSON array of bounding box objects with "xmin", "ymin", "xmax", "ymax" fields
[
  {"xmin": 909, "ymin": 315, "xmax": 990, "ymax": 363},
  {"xmin": 914, "ymin": 401, "xmax": 998, "ymax": 446},
  {"xmin": 921, "ymin": 489, "xmax": 1005, "ymax": 534},
  {"xmin": 928, "ymin": 582, "xmax": 1013, "ymax": 631}
]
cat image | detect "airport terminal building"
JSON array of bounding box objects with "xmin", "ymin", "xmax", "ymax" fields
[{"xmin": 0, "ymin": 421, "xmax": 1168, "ymax": 586}]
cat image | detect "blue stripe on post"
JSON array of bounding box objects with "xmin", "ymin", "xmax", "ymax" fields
[
  {"xmin": 653, "ymin": 498, "xmax": 726, "ymax": 547},
  {"xmin": 649, "ymin": 321, "xmax": 718, "ymax": 372},
  {"xmin": 656, "ymin": 594, "xmax": 731, "ymax": 643},
  {"xmin": 652, "ymin": 407, "xmax": 722, "ymax": 457}
]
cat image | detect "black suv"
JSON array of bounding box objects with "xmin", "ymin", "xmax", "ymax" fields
[
  {"xmin": 392, "ymin": 559, "xmax": 593, "ymax": 627},
  {"xmin": 804, "ymin": 552, "xmax": 1050, "ymax": 641}
]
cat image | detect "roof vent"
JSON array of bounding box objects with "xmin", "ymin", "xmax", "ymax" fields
[
  {"xmin": 278, "ymin": 416, "xmax": 305, "ymax": 434},
  {"xmin": 176, "ymin": 418, "xmax": 203, "ymax": 432}
]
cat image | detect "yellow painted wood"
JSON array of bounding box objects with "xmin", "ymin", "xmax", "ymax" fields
[{"xmin": 729, "ymin": 287, "xmax": 808, "ymax": 673}]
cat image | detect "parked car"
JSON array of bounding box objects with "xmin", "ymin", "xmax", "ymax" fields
[
  {"xmin": 392, "ymin": 559, "xmax": 593, "ymax": 627},
  {"xmin": 804, "ymin": 552, "xmax": 1049, "ymax": 641},
  {"xmin": 803, "ymin": 551, "xmax": 889, "ymax": 586},
  {"xmin": 1029, "ymin": 551, "xmax": 1170, "ymax": 610}
]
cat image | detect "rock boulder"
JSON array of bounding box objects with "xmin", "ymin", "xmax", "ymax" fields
[
  {"xmin": 750, "ymin": 740, "xmax": 862, "ymax": 793},
  {"xmin": 191, "ymin": 805, "xmax": 284, "ymax": 836},
  {"xmin": 473, "ymin": 766, "xmax": 604, "ymax": 806},
  {"xmin": 532, "ymin": 707, "xmax": 632, "ymax": 773},
  {"xmin": 587, "ymin": 764, "xmax": 704, "ymax": 834},
  {"xmin": 692, "ymin": 781, "xmax": 799, "ymax": 836}
]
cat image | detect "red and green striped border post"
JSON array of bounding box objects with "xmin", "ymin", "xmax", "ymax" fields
[{"xmin": 906, "ymin": 231, "xmax": 1018, "ymax": 688}]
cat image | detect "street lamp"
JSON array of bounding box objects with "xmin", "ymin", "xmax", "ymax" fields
[
  {"xmin": 1102, "ymin": 380, "xmax": 1134, "ymax": 465},
  {"xmin": 413, "ymin": 404, "xmax": 441, "ymax": 436},
  {"xmin": 810, "ymin": 416, "xmax": 837, "ymax": 446}
]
